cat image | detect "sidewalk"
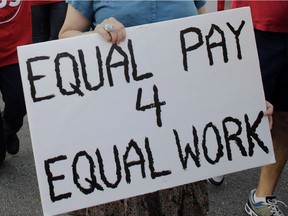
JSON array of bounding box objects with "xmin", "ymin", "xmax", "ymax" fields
[
  {"xmin": 0, "ymin": 116, "xmax": 287, "ymax": 216},
  {"xmin": 208, "ymin": 165, "xmax": 288, "ymax": 216}
]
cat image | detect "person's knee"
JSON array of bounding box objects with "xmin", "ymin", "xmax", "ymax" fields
[{"xmin": 271, "ymin": 111, "xmax": 288, "ymax": 160}]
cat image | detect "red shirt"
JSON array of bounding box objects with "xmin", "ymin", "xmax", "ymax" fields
[
  {"xmin": 0, "ymin": 0, "xmax": 65, "ymax": 67},
  {"xmin": 0, "ymin": 1, "xmax": 34, "ymax": 67},
  {"xmin": 230, "ymin": 1, "xmax": 288, "ymax": 33}
]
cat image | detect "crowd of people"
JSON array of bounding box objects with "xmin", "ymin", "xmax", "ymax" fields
[{"xmin": 0, "ymin": 0, "xmax": 287, "ymax": 216}]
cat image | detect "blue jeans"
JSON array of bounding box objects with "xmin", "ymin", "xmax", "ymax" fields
[
  {"xmin": 0, "ymin": 64, "xmax": 27, "ymax": 157},
  {"xmin": 31, "ymin": 2, "xmax": 68, "ymax": 43}
]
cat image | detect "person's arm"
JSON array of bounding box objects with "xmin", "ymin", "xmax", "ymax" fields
[
  {"xmin": 58, "ymin": 4, "xmax": 92, "ymax": 38},
  {"xmin": 59, "ymin": 4, "xmax": 126, "ymax": 44},
  {"xmin": 197, "ymin": 5, "xmax": 206, "ymax": 14}
]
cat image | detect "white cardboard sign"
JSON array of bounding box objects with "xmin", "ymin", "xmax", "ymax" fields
[{"xmin": 18, "ymin": 8, "xmax": 274, "ymax": 216}]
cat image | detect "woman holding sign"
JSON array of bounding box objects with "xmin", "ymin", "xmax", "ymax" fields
[{"xmin": 59, "ymin": 1, "xmax": 208, "ymax": 216}]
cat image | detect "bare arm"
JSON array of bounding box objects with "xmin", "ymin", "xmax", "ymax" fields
[
  {"xmin": 197, "ymin": 5, "xmax": 206, "ymax": 14},
  {"xmin": 59, "ymin": 4, "xmax": 92, "ymax": 39},
  {"xmin": 59, "ymin": 4, "xmax": 126, "ymax": 44}
]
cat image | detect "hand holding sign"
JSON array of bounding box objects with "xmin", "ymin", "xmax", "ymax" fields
[{"xmin": 17, "ymin": 8, "xmax": 274, "ymax": 215}]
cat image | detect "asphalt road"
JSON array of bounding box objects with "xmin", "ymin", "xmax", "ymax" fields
[{"xmin": 0, "ymin": 116, "xmax": 287, "ymax": 216}]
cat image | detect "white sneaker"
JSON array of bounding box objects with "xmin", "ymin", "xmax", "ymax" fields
[
  {"xmin": 208, "ymin": 175, "xmax": 225, "ymax": 186},
  {"xmin": 245, "ymin": 189, "xmax": 287, "ymax": 216}
]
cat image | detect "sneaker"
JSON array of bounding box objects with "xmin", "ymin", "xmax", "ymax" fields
[
  {"xmin": 6, "ymin": 134, "xmax": 19, "ymax": 155},
  {"xmin": 245, "ymin": 189, "xmax": 287, "ymax": 216},
  {"xmin": 208, "ymin": 175, "xmax": 225, "ymax": 186}
]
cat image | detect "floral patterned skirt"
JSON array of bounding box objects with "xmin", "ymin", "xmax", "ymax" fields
[{"xmin": 68, "ymin": 180, "xmax": 208, "ymax": 216}]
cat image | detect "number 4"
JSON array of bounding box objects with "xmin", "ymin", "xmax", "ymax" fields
[{"xmin": 136, "ymin": 85, "xmax": 166, "ymax": 127}]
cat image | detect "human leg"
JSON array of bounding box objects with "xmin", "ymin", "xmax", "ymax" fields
[
  {"xmin": 0, "ymin": 67, "xmax": 8, "ymax": 163},
  {"xmin": 1, "ymin": 64, "xmax": 26, "ymax": 155},
  {"xmin": 245, "ymin": 30, "xmax": 288, "ymax": 216},
  {"xmin": 256, "ymin": 111, "xmax": 288, "ymax": 197},
  {"xmin": 245, "ymin": 112, "xmax": 288, "ymax": 216},
  {"xmin": 255, "ymin": 30, "xmax": 288, "ymax": 197},
  {"xmin": 0, "ymin": 94, "xmax": 6, "ymax": 164}
]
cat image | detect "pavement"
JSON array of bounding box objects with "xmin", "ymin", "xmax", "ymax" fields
[{"xmin": 0, "ymin": 116, "xmax": 287, "ymax": 216}]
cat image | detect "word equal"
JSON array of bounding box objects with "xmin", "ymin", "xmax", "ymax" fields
[
  {"xmin": 26, "ymin": 21, "xmax": 245, "ymax": 102},
  {"xmin": 45, "ymin": 111, "xmax": 268, "ymax": 202}
]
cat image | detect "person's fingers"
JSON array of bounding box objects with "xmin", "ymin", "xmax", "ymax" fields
[
  {"xmin": 264, "ymin": 101, "xmax": 274, "ymax": 129},
  {"xmin": 95, "ymin": 25, "xmax": 112, "ymax": 42},
  {"xmin": 94, "ymin": 17, "xmax": 126, "ymax": 44},
  {"xmin": 115, "ymin": 26, "xmax": 126, "ymax": 44},
  {"xmin": 108, "ymin": 27, "xmax": 126, "ymax": 44},
  {"xmin": 264, "ymin": 101, "xmax": 273, "ymax": 116}
]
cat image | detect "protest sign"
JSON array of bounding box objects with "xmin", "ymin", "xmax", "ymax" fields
[{"xmin": 17, "ymin": 7, "xmax": 274, "ymax": 216}]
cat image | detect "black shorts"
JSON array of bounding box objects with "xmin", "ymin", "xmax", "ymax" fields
[{"xmin": 255, "ymin": 29, "xmax": 288, "ymax": 112}]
